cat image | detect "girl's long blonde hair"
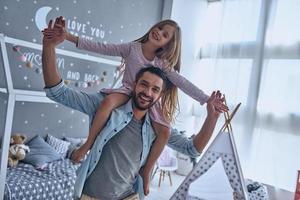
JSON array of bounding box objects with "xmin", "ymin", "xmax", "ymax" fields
[{"xmin": 135, "ymin": 19, "xmax": 182, "ymax": 123}]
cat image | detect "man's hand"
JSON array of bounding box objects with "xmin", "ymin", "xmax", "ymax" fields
[
  {"xmin": 139, "ymin": 168, "xmax": 150, "ymax": 196},
  {"xmin": 207, "ymin": 91, "xmax": 227, "ymax": 119},
  {"xmin": 71, "ymin": 143, "xmax": 90, "ymax": 163},
  {"xmin": 42, "ymin": 16, "xmax": 66, "ymax": 47}
]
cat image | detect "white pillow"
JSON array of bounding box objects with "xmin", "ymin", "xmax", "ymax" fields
[
  {"xmin": 46, "ymin": 134, "xmax": 70, "ymax": 158},
  {"xmin": 64, "ymin": 137, "xmax": 87, "ymax": 147}
]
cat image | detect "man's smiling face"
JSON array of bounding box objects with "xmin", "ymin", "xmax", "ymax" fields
[{"xmin": 132, "ymin": 71, "xmax": 164, "ymax": 111}]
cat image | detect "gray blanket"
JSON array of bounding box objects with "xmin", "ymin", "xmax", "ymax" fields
[{"xmin": 4, "ymin": 159, "xmax": 79, "ymax": 200}]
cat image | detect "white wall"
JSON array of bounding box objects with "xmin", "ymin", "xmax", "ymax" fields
[{"xmin": 170, "ymin": 0, "xmax": 208, "ymax": 135}]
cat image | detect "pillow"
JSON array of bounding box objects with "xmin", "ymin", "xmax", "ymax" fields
[
  {"xmin": 46, "ymin": 134, "xmax": 70, "ymax": 158},
  {"xmin": 64, "ymin": 136, "xmax": 86, "ymax": 147},
  {"xmin": 23, "ymin": 135, "xmax": 61, "ymax": 168}
]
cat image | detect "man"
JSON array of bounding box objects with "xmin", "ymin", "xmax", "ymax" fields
[{"xmin": 42, "ymin": 19, "xmax": 226, "ymax": 200}]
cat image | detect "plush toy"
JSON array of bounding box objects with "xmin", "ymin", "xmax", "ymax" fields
[{"xmin": 8, "ymin": 134, "xmax": 30, "ymax": 167}]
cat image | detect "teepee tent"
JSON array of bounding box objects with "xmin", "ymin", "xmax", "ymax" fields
[{"xmin": 170, "ymin": 102, "xmax": 249, "ymax": 200}]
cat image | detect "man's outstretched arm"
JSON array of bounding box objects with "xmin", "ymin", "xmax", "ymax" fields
[
  {"xmin": 192, "ymin": 91, "xmax": 223, "ymax": 152},
  {"xmin": 168, "ymin": 91, "xmax": 225, "ymax": 157},
  {"xmin": 42, "ymin": 17, "xmax": 65, "ymax": 87},
  {"xmin": 42, "ymin": 42, "xmax": 61, "ymax": 87},
  {"xmin": 192, "ymin": 114, "xmax": 218, "ymax": 153}
]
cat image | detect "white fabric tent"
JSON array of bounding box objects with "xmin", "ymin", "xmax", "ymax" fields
[{"xmin": 170, "ymin": 103, "xmax": 250, "ymax": 200}]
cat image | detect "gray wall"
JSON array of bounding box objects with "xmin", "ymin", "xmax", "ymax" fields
[
  {"xmin": 11, "ymin": 101, "xmax": 89, "ymax": 141},
  {"xmin": 1, "ymin": 0, "xmax": 163, "ymax": 55},
  {"xmin": 0, "ymin": 0, "xmax": 164, "ymax": 139}
]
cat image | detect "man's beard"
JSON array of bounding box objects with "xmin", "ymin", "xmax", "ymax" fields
[{"xmin": 132, "ymin": 91, "xmax": 158, "ymax": 110}]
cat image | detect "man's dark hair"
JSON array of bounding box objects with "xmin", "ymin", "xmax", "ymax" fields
[{"xmin": 135, "ymin": 65, "xmax": 170, "ymax": 90}]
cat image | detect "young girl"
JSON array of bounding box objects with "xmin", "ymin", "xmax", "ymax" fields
[{"xmin": 44, "ymin": 16, "xmax": 214, "ymax": 195}]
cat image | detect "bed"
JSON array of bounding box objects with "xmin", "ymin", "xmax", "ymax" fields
[
  {"xmin": 4, "ymin": 159, "xmax": 79, "ymax": 200},
  {"xmin": 4, "ymin": 134, "xmax": 84, "ymax": 200}
]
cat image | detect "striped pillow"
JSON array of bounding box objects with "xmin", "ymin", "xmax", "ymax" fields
[{"xmin": 46, "ymin": 134, "xmax": 70, "ymax": 158}]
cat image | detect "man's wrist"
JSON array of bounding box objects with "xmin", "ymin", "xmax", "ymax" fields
[
  {"xmin": 43, "ymin": 43, "xmax": 56, "ymax": 49},
  {"xmin": 206, "ymin": 114, "xmax": 218, "ymax": 122}
]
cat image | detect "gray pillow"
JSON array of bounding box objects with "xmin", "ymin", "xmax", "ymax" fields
[
  {"xmin": 46, "ymin": 134, "xmax": 70, "ymax": 158},
  {"xmin": 23, "ymin": 135, "xmax": 62, "ymax": 168}
]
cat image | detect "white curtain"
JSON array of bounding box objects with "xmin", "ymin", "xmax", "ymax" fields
[{"xmin": 191, "ymin": 0, "xmax": 300, "ymax": 192}]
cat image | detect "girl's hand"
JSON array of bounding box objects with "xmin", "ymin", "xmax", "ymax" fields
[{"xmin": 42, "ymin": 16, "xmax": 67, "ymax": 44}]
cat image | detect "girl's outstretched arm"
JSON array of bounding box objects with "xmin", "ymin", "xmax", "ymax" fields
[{"xmin": 166, "ymin": 70, "xmax": 228, "ymax": 111}]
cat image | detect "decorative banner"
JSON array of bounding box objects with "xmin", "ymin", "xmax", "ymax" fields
[
  {"xmin": 12, "ymin": 45, "xmax": 115, "ymax": 89},
  {"xmin": 7, "ymin": 43, "xmax": 118, "ymax": 92}
]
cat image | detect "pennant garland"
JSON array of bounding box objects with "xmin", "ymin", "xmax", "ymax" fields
[{"xmin": 12, "ymin": 45, "xmax": 122, "ymax": 88}]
